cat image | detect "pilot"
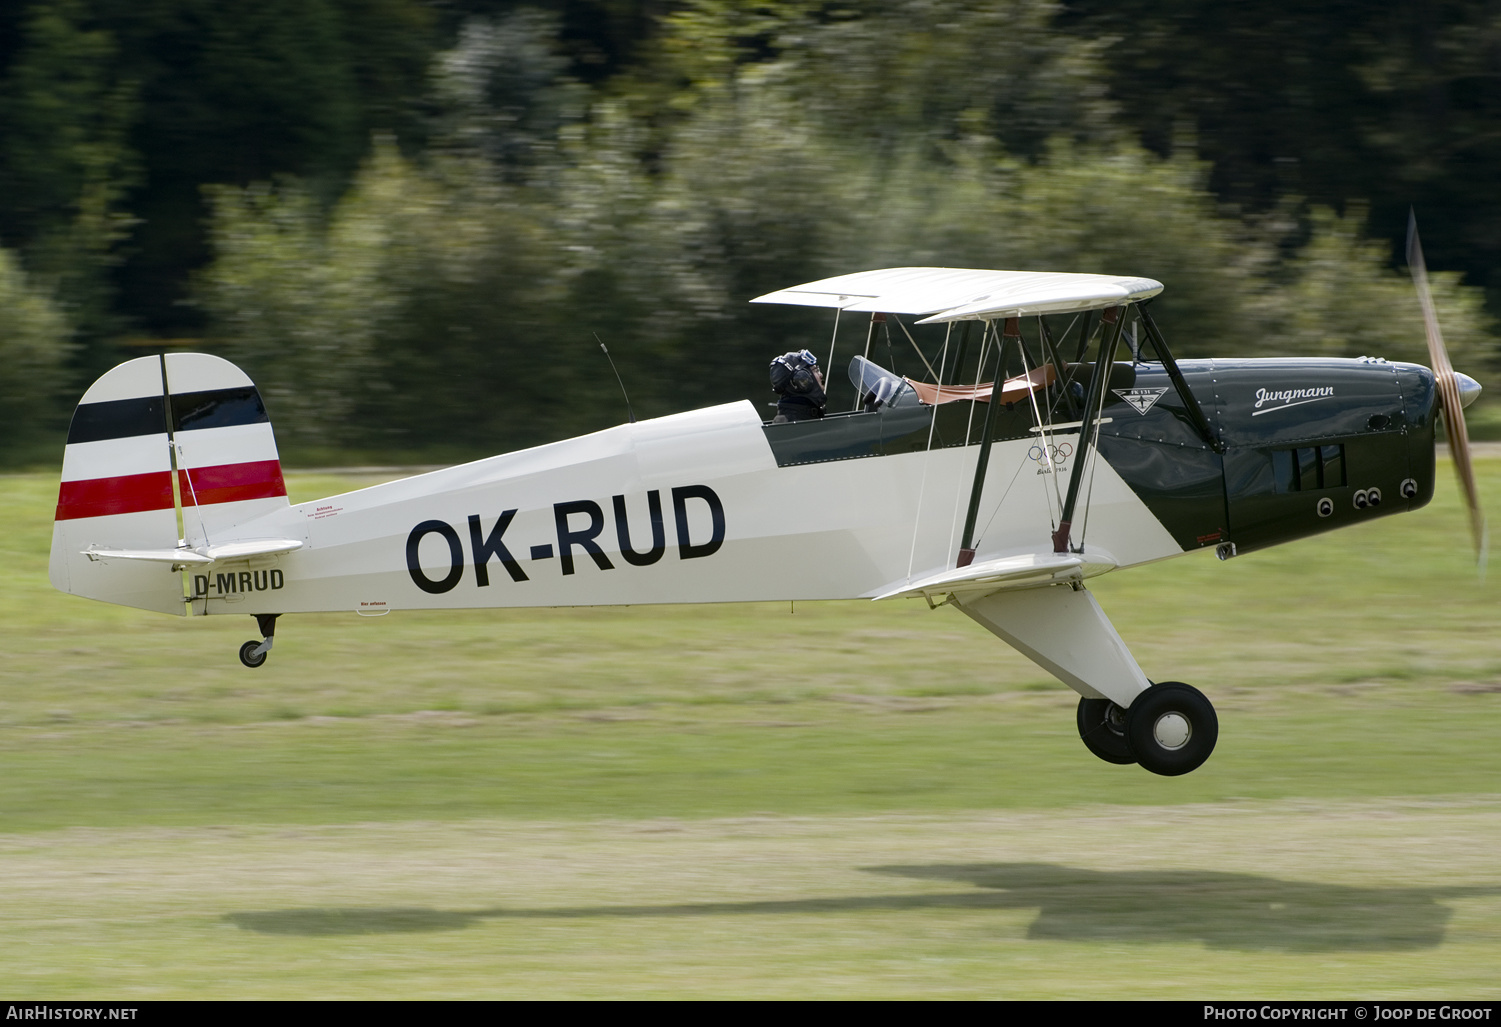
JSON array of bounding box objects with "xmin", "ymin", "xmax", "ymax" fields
[{"xmin": 769, "ymin": 349, "xmax": 826, "ymax": 423}]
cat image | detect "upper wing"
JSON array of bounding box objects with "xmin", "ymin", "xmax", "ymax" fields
[{"xmin": 751, "ymin": 267, "xmax": 1162, "ymax": 319}]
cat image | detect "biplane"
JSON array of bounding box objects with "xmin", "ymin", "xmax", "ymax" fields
[{"xmin": 49, "ymin": 234, "xmax": 1484, "ymax": 777}]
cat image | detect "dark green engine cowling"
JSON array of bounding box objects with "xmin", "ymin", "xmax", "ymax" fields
[
  {"xmin": 1210, "ymin": 357, "xmax": 1437, "ymax": 554},
  {"xmin": 1096, "ymin": 356, "xmax": 1438, "ymax": 556}
]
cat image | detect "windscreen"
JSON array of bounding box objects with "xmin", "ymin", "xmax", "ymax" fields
[{"xmin": 848, "ymin": 355, "xmax": 918, "ymax": 410}]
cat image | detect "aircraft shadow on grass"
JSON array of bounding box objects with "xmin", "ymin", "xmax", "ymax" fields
[{"xmin": 224, "ymin": 862, "xmax": 1493, "ymax": 951}]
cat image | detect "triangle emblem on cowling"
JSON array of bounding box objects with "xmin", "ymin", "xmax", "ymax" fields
[{"xmin": 1113, "ymin": 387, "xmax": 1168, "ymax": 415}]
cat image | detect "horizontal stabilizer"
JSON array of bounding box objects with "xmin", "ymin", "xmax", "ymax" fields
[
  {"xmin": 198, "ymin": 539, "xmax": 303, "ymax": 562},
  {"xmin": 874, "ymin": 548, "xmax": 1117, "ymax": 602},
  {"xmin": 83, "ymin": 538, "xmax": 303, "ymax": 565}
]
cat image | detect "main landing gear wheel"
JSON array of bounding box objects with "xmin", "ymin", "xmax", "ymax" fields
[
  {"xmin": 1076, "ymin": 697, "xmax": 1135, "ymax": 765},
  {"xmin": 238, "ymin": 640, "xmax": 268, "ymax": 669},
  {"xmin": 1125, "ymin": 681, "xmax": 1218, "ymax": 777}
]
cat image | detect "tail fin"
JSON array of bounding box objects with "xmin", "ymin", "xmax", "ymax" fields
[
  {"xmin": 50, "ymin": 353, "xmax": 289, "ymax": 615},
  {"xmin": 165, "ymin": 353, "xmax": 288, "ymax": 544}
]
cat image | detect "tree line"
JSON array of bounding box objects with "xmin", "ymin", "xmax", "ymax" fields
[{"xmin": 2, "ymin": 0, "xmax": 1497, "ymax": 463}]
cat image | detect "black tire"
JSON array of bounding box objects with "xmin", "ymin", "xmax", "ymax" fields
[
  {"xmin": 1125, "ymin": 681, "xmax": 1217, "ymax": 777},
  {"xmin": 238, "ymin": 640, "xmax": 267, "ymax": 669},
  {"xmin": 1076, "ymin": 697, "xmax": 1135, "ymax": 765}
]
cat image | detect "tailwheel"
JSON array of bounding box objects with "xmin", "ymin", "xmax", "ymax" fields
[
  {"xmin": 1076, "ymin": 697, "xmax": 1135, "ymax": 765},
  {"xmin": 238, "ymin": 640, "xmax": 268, "ymax": 669},
  {"xmin": 1125, "ymin": 681, "xmax": 1218, "ymax": 777},
  {"xmin": 237, "ymin": 613, "xmax": 280, "ymax": 669}
]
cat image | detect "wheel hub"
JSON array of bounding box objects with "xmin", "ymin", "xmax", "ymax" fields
[
  {"xmin": 1152, "ymin": 712, "xmax": 1191, "ymax": 750},
  {"xmin": 1124, "ymin": 682, "xmax": 1217, "ymax": 776}
]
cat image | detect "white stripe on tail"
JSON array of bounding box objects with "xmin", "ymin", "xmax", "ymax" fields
[
  {"xmin": 165, "ymin": 353, "xmax": 289, "ymax": 546},
  {"xmin": 49, "ymin": 353, "xmax": 291, "ymax": 615}
]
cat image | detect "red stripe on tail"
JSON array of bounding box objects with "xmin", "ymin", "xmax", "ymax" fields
[
  {"xmin": 56, "ymin": 460, "xmax": 285, "ymax": 520},
  {"xmin": 179, "ymin": 460, "xmax": 287, "ymax": 507},
  {"xmin": 55, "ymin": 472, "xmax": 175, "ymax": 520}
]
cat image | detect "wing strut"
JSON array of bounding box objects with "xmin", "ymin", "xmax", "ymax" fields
[
  {"xmin": 1037, "ymin": 317, "xmax": 1078, "ymax": 419},
  {"xmin": 946, "ymin": 321, "xmax": 974, "ymax": 385},
  {"xmin": 1053, "ymin": 307, "xmax": 1126, "ymax": 553},
  {"xmin": 853, "ymin": 313, "xmax": 883, "ymax": 410},
  {"xmin": 1137, "ymin": 303, "xmax": 1222, "ymax": 454},
  {"xmin": 1071, "ymin": 310, "xmax": 1097, "ymax": 362},
  {"xmin": 956, "ymin": 318, "xmax": 1009, "ymax": 567},
  {"xmin": 1047, "ymin": 311, "xmax": 1097, "ymax": 421}
]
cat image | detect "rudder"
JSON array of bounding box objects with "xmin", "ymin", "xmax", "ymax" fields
[
  {"xmin": 49, "ymin": 353, "xmax": 289, "ymax": 615},
  {"xmin": 165, "ymin": 352, "xmax": 288, "ymax": 545}
]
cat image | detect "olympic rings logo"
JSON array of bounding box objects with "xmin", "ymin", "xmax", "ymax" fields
[{"xmin": 1028, "ymin": 442, "xmax": 1073, "ymax": 463}]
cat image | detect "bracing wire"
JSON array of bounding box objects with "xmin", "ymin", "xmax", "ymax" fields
[
  {"xmin": 854, "ymin": 315, "xmax": 879, "ymax": 410},
  {"xmin": 890, "ymin": 315, "xmax": 942, "ymax": 382},
  {"xmin": 1075, "ymin": 346, "xmax": 1113, "ymax": 550},
  {"xmin": 1037, "ymin": 320, "xmax": 1068, "ymax": 516},
  {"xmin": 975, "ymin": 318, "xmax": 1063, "ymax": 550},
  {"xmin": 825, "ymin": 306, "xmax": 841, "ymax": 403},
  {"xmin": 1050, "ymin": 314, "xmax": 1098, "ymax": 420},
  {"xmin": 906, "ymin": 323, "xmax": 952, "ymax": 581},
  {"xmin": 1016, "ymin": 320, "xmax": 1064, "ymax": 527},
  {"xmin": 967, "ymin": 325, "xmax": 994, "ymax": 447},
  {"xmin": 974, "ymin": 441, "xmax": 1031, "ymax": 552},
  {"xmin": 947, "ymin": 321, "xmax": 994, "ymax": 559},
  {"xmin": 180, "ymin": 447, "xmax": 210, "ymax": 547},
  {"xmin": 158, "ymin": 353, "xmax": 211, "ymax": 548}
]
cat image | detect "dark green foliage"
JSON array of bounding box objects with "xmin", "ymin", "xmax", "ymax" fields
[
  {"xmin": 1061, "ymin": 0, "xmax": 1501, "ymax": 300},
  {"xmin": 0, "ymin": 0, "xmax": 437, "ymax": 346},
  {"xmin": 0, "ymin": 0, "xmax": 135, "ymax": 380},
  {"xmin": 0, "ymin": 248, "xmax": 73, "ymax": 458},
  {"xmin": 4, "ymin": 0, "xmax": 1501, "ymax": 463}
]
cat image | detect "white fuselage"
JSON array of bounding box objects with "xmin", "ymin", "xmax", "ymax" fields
[{"xmin": 189, "ymin": 401, "xmax": 1183, "ymax": 617}]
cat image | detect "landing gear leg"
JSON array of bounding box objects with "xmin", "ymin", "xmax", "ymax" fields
[
  {"xmin": 1125, "ymin": 681, "xmax": 1218, "ymax": 776},
  {"xmin": 951, "ymin": 587, "xmax": 1222, "ymax": 774},
  {"xmin": 238, "ymin": 613, "xmax": 280, "ymax": 669},
  {"xmin": 1076, "ymin": 697, "xmax": 1135, "ymax": 765}
]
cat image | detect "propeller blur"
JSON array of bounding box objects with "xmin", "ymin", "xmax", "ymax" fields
[{"xmin": 1408, "ymin": 211, "xmax": 1488, "ymax": 568}]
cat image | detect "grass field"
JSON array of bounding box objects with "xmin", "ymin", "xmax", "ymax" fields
[{"xmin": 2, "ymin": 464, "xmax": 1499, "ymax": 998}]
